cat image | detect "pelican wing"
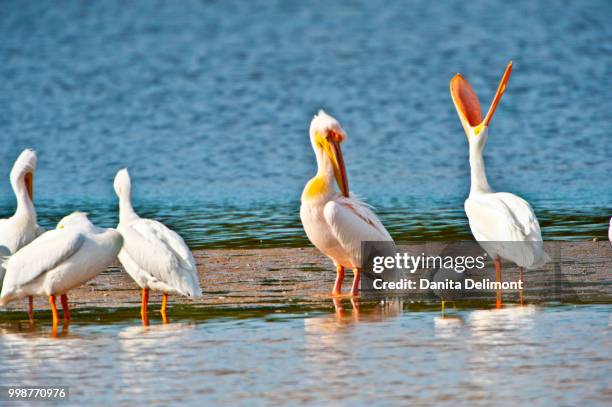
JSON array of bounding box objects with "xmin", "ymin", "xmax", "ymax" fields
[
  {"xmin": 0, "ymin": 230, "xmax": 84, "ymax": 296},
  {"xmin": 323, "ymin": 195, "xmax": 393, "ymax": 266},
  {"xmin": 466, "ymin": 192, "xmax": 543, "ymax": 242},
  {"xmin": 465, "ymin": 192, "xmax": 548, "ymax": 268},
  {"xmin": 119, "ymin": 219, "xmax": 200, "ymax": 296}
]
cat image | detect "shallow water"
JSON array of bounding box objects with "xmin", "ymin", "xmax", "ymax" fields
[
  {"xmin": 1, "ymin": 0, "xmax": 611, "ymax": 247},
  {"xmin": 0, "ymin": 302, "xmax": 609, "ymax": 406}
]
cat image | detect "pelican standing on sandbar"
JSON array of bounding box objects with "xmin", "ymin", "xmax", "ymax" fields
[
  {"xmin": 114, "ymin": 169, "xmax": 202, "ymax": 325},
  {"xmin": 450, "ymin": 62, "xmax": 549, "ymax": 307},
  {"xmin": 300, "ymin": 111, "xmax": 393, "ymax": 296},
  {"xmin": 0, "ymin": 212, "xmax": 122, "ymax": 325},
  {"xmin": 0, "ymin": 149, "xmax": 44, "ymax": 319}
]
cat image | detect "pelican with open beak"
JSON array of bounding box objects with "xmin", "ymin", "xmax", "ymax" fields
[
  {"xmin": 0, "ymin": 149, "xmax": 44, "ymax": 319},
  {"xmin": 300, "ymin": 110, "xmax": 394, "ymax": 296},
  {"xmin": 450, "ymin": 62, "xmax": 549, "ymax": 307}
]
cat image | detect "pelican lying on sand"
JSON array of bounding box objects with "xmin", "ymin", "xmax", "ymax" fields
[
  {"xmin": 114, "ymin": 169, "xmax": 202, "ymax": 324},
  {"xmin": 0, "ymin": 212, "xmax": 122, "ymax": 324},
  {"xmin": 450, "ymin": 62, "xmax": 549, "ymax": 307},
  {"xmin": 300, "ymin": 110, "xmax": 393, "ymax": 296},
  {"xmin": 0, "ymin": 149, "xmax": 44, "ymax": 318}
]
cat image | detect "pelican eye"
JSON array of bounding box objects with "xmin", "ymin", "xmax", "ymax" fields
[{"xmin": 327, "ymin": 129, "xmax": 344, "ymax": 142}]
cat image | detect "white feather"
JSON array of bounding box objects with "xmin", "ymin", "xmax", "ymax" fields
[
  {"xmin": 114, "ymin": 169, "xmax": 201, "ymax": 297},
  {"xmin": 117, "ymin": 219, "xmax": 200, "ymax": 296},
  {"xmin": 301, "ymin": 111, "xmax": 393, "ymax": 270},
  {"xmin": 0, "ymin": 149, "xmax": 43, "ymax": 289},
  {"xmin": 323, "ymin": 195, "xmax": 392, "ymax": 267},
  {"xmin": 0, "ymin": 212, "xmax": 122, "ymax": 305},
  {"xmin": 466, "ymin": 192, "xmax": 550, "ymax": 268}
]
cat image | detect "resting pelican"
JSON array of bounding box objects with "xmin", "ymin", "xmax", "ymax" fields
[
  {"xmin": 114, "ymin": 169, "xmax": 202, "ymax": 324},
  {"xmin": 0, "ymin": 149, "xmax": 44, "ymax": 318},
  {"xmin": 450, "ymin": 62, "xmax": 549, "ymax": 307},
  {"xmin": 300, "ymin": 110, "xmax": 393, "ymax": 296},
  {"xmin": 0, "ymin": 212, "xmax": 122, "ymax": 325}
]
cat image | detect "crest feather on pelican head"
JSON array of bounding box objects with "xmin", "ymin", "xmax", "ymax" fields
[{"xmin": 309, "ymin": 110, "xmax": 346, "ymax": 143}]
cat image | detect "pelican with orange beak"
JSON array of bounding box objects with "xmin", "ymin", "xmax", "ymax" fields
[
  {"xmin": 300, "ymin": 110, "xmax": 393, "ymax": 296},
  {"xmin": 0, "ymin": 149, "xmax": 44, "ymax": 318},
  {"xmin": 450, "ymin": 62, "xmax": 549, "ymax": 307}
]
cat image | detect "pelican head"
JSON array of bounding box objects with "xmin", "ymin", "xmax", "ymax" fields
[
  {"xmin": 309, "ymin": 110, "xmax": 349, "ymax": 197},
  {"xmin": 10, "ymin": 149, "xmax": 37, "ymax": 201},
  {"xmin": 450, "ymin": 61, "xmax": 513, "ymax": 149},
  {"xmin": 57, "ymin": 211, "xmax": 93, "ymax": 230},
  {"xmin": 113, "ymin": 168, "xmax": 132, "ymax": 200}
]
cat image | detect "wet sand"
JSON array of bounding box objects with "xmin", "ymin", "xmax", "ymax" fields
[{"xmin": 2, "ymin": 243, "xmax": 611, "ymax": 316}]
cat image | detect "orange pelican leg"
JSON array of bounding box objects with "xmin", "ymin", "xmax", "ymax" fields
[
  {"xmin": 494, "ymin": 256, "xmax": 503, "ymax": 309},
  {"xmin": 60, "ymin": 294, "xmax": 71, "ymax": 322},
  {"xmin": 350, "ymin": 268, "xmax": 361, "ymax": 296},
  {"xmin": 332, "ymin": 265, "xmax": 344, "ymax": 296},
  {"xmin": 141, "ymin": 288, "xmax": 150, "ymax": 326},
  {"xmin": 161, "ymin": 292, "xmax": 168, "ymax": 323},
  {"xmin": 28, "ymin": 296, "xmax": 34, "ymax": 322},
  {"xmin": 49, "ymin": 295, "xmax": 59, "ymax": 326}
]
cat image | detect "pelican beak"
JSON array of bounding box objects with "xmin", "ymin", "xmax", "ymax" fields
[
  {"xmin": 24, "ymin": 172, "xmax": 33, "ymax": 200},
  {"xmin": 329, "ymin": 131, "xmax": 349, "ymax": 198},
  {"xmin": 317, "ymin": 131, "xmax": 349, "ymax": 197},
  {"xmin": 450, "ymin": 61, "xmax": 513, "ymax": 135}
]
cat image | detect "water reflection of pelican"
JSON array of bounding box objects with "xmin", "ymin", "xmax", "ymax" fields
[
  {"xmin": 0, "ymin": 323, "xmax": 108, "ymax": 390},
  {"xmin": 1, "ymin": 318, "xmax": 70, "ymax": 338},
  {"xmin": 434, "ymin": 315, "xmax": 464, "ymax": 339},
  {"xmin": 469, "ymin": 305, "xmax": 536, "ymax": 340},
  {"xmin": 467, "ymin": 305, "xmax": 537, "ymax": 385},
  {"xmin": 304, "ymin": 298, "xmax": 403, "ymax": 350},
  {"xmin": 303, "ymin": 298, "xmax": 403, "ymax": 395},
  {"xmin": 117, "ymin": 322, "xmax": 197, "ymax": 396}
]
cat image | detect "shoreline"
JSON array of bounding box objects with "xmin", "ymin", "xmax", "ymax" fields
[{"xmin": 1, "ymin": 243, "xmax": 611, "ymax": 314}]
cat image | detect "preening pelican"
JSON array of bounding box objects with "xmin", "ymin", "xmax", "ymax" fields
[
  {"xmin": 300, "ymin": 110, "xmax": 393, "ymax": 296},
  {"xmin": 114, "ymin": 169, "xmax": 202, "ymax": 324},
  {"xmin": 0, "ymin": 212, "xmax": 122, "ymax": 325},
  {"xmin": 0, "ymin": 149, "xmax": 44, "ymax": 318},
  {"xmin": 450, "ymin": 62, "xmax": 549, "ymax": 306}
]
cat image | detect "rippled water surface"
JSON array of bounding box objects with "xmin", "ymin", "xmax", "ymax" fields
[
  {"xmin": 0, "ymin": 302, "xmax": 610, "ymax": 406},
  {"xmin": 1, "ymin": 0, "xmax": 611, "ymax": 247}
]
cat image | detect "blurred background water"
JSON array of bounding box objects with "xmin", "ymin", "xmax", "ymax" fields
[{"xmin": 0, "ymin": 0, "xmax": 610, "ymax": 248}]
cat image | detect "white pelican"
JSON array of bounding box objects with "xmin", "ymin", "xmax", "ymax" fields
[
  {"xmin": 300, "ymin": 110, "xmax": 393, "ymax": 296},
  {"xmin": 0, "ymin": 149, "xmax": 44, "ymax": 318},
  {"xmin": 450, "ymin": 62, "xmax": 549, "ymax": 307},
  {"xmin": 114, "ymin": 169, "xmax": 202, "ymax": 324},
  {"xmin": 0, "ymin": 212, "xmax": 122, "ymax": 325}
]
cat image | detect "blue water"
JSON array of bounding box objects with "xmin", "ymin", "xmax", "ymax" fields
[
  {"xmin": 1, "ymin": 0, "xmax": 611, "ymax": 247},
  {"xmin": 0, "ymin": 303, "xmax": 610, "ymax": 406}
]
